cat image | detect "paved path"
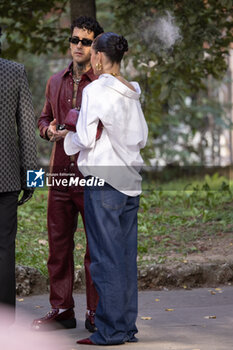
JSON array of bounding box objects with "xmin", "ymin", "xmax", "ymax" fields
[{"xmin": 14, "ymin": 286, "xmax": 233, "ymax": 350}]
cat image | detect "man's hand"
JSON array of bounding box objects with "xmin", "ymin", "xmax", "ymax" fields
[
  {"xmin": 18, "ymin": 189, "xmax": 34, "ymax": 206},
  {"xmin": 47, "ymin": 119, "xmax": 67, "ymax": 142},
  {"xmin": 59, "ymin": 129, "xmax": 69, "ymax": 138},
  {"xmin": 47, "ymin": 119, "xmax": 59, "ymax": 142}
]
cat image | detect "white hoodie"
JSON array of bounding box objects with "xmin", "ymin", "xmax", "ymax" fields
[{"xmin": 64, "ymin": 73, "xmax": 148, "ymax": 196}]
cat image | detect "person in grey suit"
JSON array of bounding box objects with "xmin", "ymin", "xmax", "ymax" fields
[{"xmin": 0, "ymin": 27, "xmax": 37, "ymax": 312}]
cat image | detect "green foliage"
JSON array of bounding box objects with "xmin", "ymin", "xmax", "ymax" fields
[
  {"xmin": 15, "ymin": 52, "xmax": 55, "ymax": 161},
  {"xmin": 138, "ymin": 175, "xmax": 233, "ymax": 265},
  {"xmin": 17, "ymin": 190, "xmax": 85, "ymax": 275},
  {"xmin": 0, "ymin": 0, "xmax": 70, "ymax": 58},
  {"xmin": 1, "ymin": 0, "xmax": 232, "ymax": 164},
  {"xmin": 153, "ymin": 92, "xmax": 232, "ymax": 164},
  {"xmin": 17, "ymin": 53, "xmax": 53, "ymax": 116},
  {"xmin": 17, "ymin": 191, "xmax": 48, "ymax": 275},
  {"xmin": 16, "ymin": 174, "xmax": 233, "ymax": 273},
  {"xmin": 112, "ymin": 0, "xmax": 232, "ymax": 163},
  {"xmin": 96, "ymin": 0, "xmax": 115, "ymax": 32}
]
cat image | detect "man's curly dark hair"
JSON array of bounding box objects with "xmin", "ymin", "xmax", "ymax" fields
[{"xmin": 71, "ymin": 16, "xmax": 104, "ymax": 38}]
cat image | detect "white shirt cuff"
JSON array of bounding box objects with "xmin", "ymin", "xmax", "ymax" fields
[{"xmin": 64, "ymin": 132, "xmax": 80, "ymax": 156}]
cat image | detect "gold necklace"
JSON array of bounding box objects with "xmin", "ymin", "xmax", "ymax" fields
[{"xmin": 110, "ymin": 72, "xmax": 121, "ymax": 77}]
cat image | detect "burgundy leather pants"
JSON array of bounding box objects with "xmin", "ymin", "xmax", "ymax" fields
[{"xmin": 47, "ymin": 188, "xmax": 98, "ymax": 310}]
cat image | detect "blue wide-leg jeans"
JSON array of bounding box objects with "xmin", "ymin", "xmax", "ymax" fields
[{"xmin": 84, "ymin": 181, "xmax": 139, "ymax": 345}]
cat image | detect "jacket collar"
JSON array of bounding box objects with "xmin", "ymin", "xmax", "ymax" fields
[{"xmin": 62, "ymin": 62, "xmax": 96, "ymax": 82}]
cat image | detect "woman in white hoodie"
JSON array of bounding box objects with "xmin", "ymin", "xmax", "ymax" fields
[{"xmin": 64, "ymin": 32, "xmax": 148, "ymax": 345}]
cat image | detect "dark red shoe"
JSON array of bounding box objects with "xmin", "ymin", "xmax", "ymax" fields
[
  {"xmin": 85, "ymin": 310, "xmax": 97, "ymax": 333},
  {"xmin": 76, "ymin": 338, "xmax": 95, "ymax": 345},
  {"xmin": 31, "ymin": 308, "xmax": 76, "ymax": 331}
]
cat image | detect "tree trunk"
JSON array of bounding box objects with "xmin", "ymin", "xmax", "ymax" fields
[{"xmin": 70, "ymin": 0, "xmax": 96, "ymax": 22}]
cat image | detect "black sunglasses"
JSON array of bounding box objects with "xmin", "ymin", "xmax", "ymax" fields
[{"xmin": 69, "ymin": 36, "xmax": 93, "ymax": 47}]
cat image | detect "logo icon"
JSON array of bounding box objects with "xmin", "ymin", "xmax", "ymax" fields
[{"xmin": 27, "ymin": 168, "xmax": 45, "ymax": 188}]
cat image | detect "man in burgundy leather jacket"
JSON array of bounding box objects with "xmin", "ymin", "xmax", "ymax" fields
[{"xmin": 32, "ymin": 16, "xmax": 103, "ymax": 332}]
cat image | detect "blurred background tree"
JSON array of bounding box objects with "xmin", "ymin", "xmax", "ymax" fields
[
  {"xmin": 112, "ymin": 0, "xmax": 232, "ymax": 165},
  {"xmin": 0, "ymin": 0, "xmax": 232, "ymax": 166}
]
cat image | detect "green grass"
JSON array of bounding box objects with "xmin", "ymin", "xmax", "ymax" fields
[
  {"xmin": 16, "ymin": 174, "xmax": 233, "ymax": 276},
  {"xmin": 17, "ymin": 190, "xmax": 86, "ymax": 276},
  {"xmin": 138, "ymin": 187, "xmax": 233, "ymax": 266}
]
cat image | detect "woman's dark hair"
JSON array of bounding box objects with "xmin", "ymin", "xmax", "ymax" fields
[
  {"xmin": 93, "ymin": 32, "xmax": 128, "ymax": 63},
  {"xmin": 71, "ymin": 16, "xmax": 104, "ymax": 38}
]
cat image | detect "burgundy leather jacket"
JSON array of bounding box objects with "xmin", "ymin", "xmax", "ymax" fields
[{"xmin": 38, "ymin": 62, "xmax": 97, "ymax": 191}]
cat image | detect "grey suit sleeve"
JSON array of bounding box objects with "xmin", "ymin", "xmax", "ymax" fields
[{"xmin": 16, "ymin": 68, "xmax": 37, "ymax": 190}]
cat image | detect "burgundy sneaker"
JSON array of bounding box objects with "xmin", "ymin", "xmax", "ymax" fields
[
  {"xmin": 85, "ymin": 310, "xmax": 97, "ymax": 333},
  {"xmin": 32, "ymin": 308, "xmax": 76, "ymax": 331}
]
